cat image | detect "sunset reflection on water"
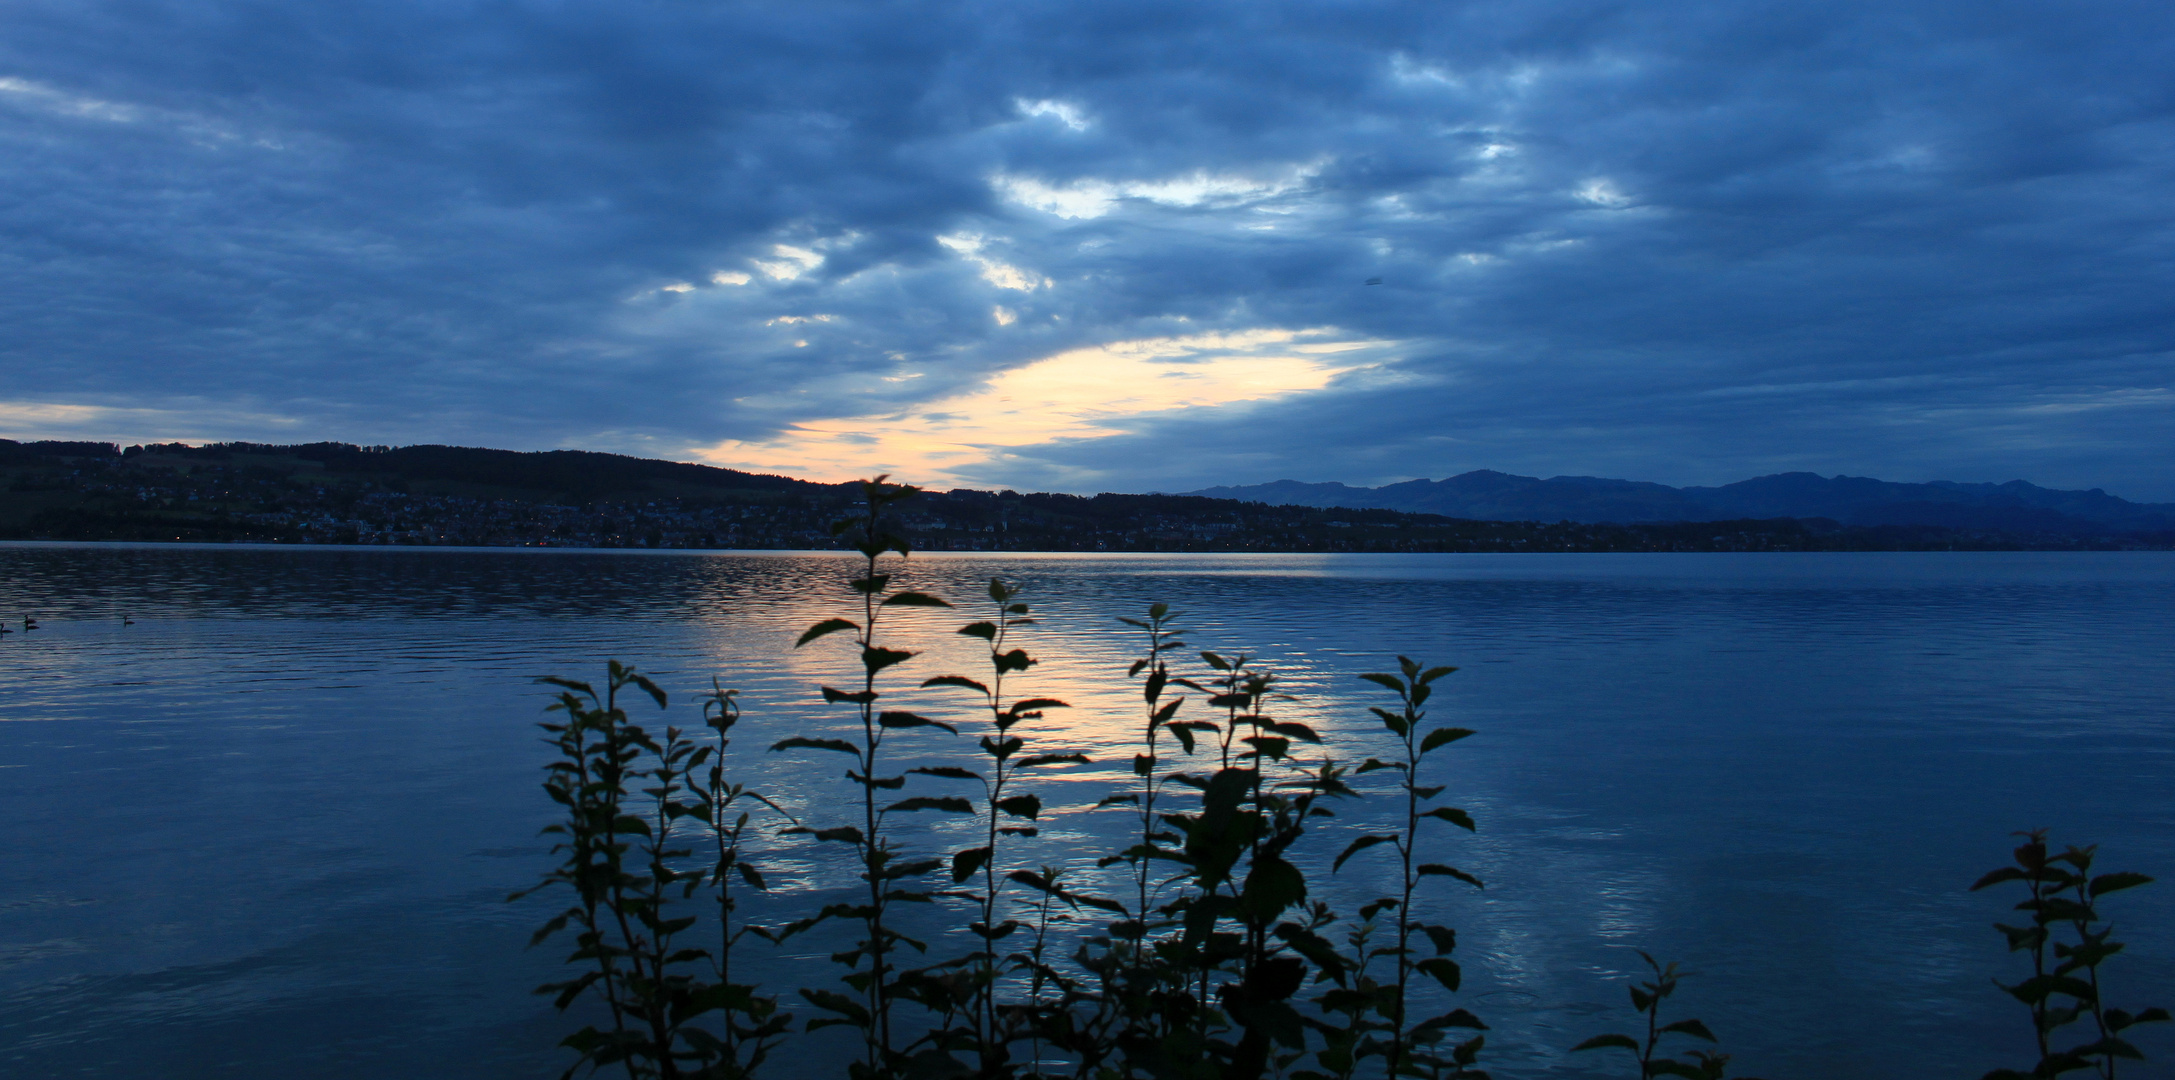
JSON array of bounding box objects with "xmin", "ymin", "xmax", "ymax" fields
[{"xmin": 2, "ymin": 546, "xmax": 2172, "ymax": 1079}]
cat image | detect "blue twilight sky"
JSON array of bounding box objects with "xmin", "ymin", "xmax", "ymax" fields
[{"xmin": 2, "ymin": 1, "xmax": 2172, "ymax": 498}]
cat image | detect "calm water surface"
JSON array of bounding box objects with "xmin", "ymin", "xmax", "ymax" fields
[{"xmin": 1, "ymin": 545, "xmax": 2171, "ymax": 1078}]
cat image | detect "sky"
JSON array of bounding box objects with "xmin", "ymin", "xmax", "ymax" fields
[{"xmin": 2, "ymin": 1, "xmax": 2172, "ymax": 499}]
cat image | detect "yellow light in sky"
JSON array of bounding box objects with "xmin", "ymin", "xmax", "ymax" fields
[{"xmin": 694, "ymin": 327, "xmax": 1384, "ymax": 487}]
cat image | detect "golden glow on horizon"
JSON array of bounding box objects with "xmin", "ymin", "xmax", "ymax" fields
[{"xmin": 693, "ymin": 328, "xmax": 1385, "ymax": 486}]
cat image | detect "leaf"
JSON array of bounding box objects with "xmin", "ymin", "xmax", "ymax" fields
[
  {"xmin": 1240, "ymin": 856, "xmax": 1308, "ymax": 922},
  {"xmin": 1354, "ymin": 757, "xmax": 1405, "ymax": 774},
  {"xmin": 785, "ymin": 825, "xmax": 863, "ymax": 845},
  {"xmin": 1418, "ymin": 923, "xmax": 1457, "ymax": 955},
  {"xmin": 951, "ymin": 846, "xmax": 993, "ymax": 884},
  {"xmin": 1418, "ymin": 863, "xmax": 1485, "ymax": 889},
  {"xmin": 1334, "ymin": 834, "xmax": 1399, "ymax": 872},
  {"xmin": 888, "ymin": 797, "xmax": 975, "ymax": 814},
  {"xmin": 1423, "ymin": 806, "xmax": 1478, "ymax": 831},
  {"xmin": 797, "ymin": 619, "xmax": 860, "ymax": 648},
  {"xmin": 1359, "ymin": 673, "xmax": 1407, "ymax": 695},
  {"xmin": 820, "ymin": 686, "xmax": 877, "ymax": 705},
  {"xmin": 1267, "ymin": 721, "xmax": 1322, "ymax": 744},
  {"xmin": 882, "ymin": 591, "xmax": 952, "ymax": 607},
  {"xmin": 1973, "ymin": 867, "xmax": 2028, "ymax": 891},
  {"xmin": 799, "ymin": 988, "xmax": 871, "ymax": 1026},
  {"xmin": 922, "ymin": 675, "xmax": 990, "ymax": 694},
  {"xmin": 1414, "ymin": 956, "xmax": 1462, "ymax": 992},
  {"xmin": 910, "ymin": 766, "xmax": 983, "ymax": 781},
  {"xmin": 879, "ymin": 711, "xmax": 958, "ymax": 734},
  {"xmin": 1572, "ymin": 1034, "xmax": 1641, "ymax": 1054},
  {"xmin": 1201, "ymin": 651, "xmax": 1230, "ymax": 671},
  {"xmin": 863, "ymin": 647, "xmax": 916, "ymax": 674},
  {"xmin": 1419, "ymin": 665, "xmax": 1458, "ymax": 684},
  {"xmin": 1015, "ymin": 753, "xmax": 1089, "ymax": 768},
  {"xmin": 1421, "ymin": 727, "xmax": 1475, "ymax": 752},
  {"xmin": 1659, "ymin": 1019, "xmax": 1718, "ymax": 1042},
  {"xmin": 2090, "ymin": 872, "xmax": 2154, "ymax": 898},
  {"xmin": 1007, "ymin": 698, "xmax": 1070, "ymax": 715},
  {"xmin": 996, "ymin": 794, "xmax": 1042, "ymax": 820},
  {"xmin": 957, "ymin": 622, "xmax": 999, "ymax": 641},
  {"xmin": 771, "ymin": 737, "xmax": 861, "ymax": 756},
  {"xmin": 1425, "ymin": 1008, "xmax": 1487, "ymax": 1031},
  {"xmin": 737, "ymin": 862, "xmax": 768, "ymax": 890}
]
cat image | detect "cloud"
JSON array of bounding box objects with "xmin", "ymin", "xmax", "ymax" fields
[
  {"xmin": 694, "ymin": 328, "xmax": 1390, "ymax": 487},
  {"xmin": 0, "ymin": 0, "xmax": 2171, "ymax": 497}
]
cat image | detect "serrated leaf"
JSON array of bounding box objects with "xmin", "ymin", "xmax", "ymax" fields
[
  {"xmin": 1418, "ymin": 863, "xmax": 1485, "ymax": 889},
  {"xmin": 1007, "ymin": 697, "xmax": 1070, "ymax": 715},
  {"xmin": 951, "ymin": 846, "xmax": 993, "ymax": 884},
  {"xmin": 882, "ymin": 591, "xmax": 952, "ymax": 607},
  {"xmin": 771, "ymin": 737, "xmax": 861, "ymax": 756},
  {"xmin": 1360, "ymin": 672, "xmax": 1407, "ymax": 695},
  {"xmin": 888, "ymin": 797, "xmax": 975, "ymax": 814},
  {"xmin": 1334, "ymin": 834, "xmax": 1399, "ymax": 872},
  {"xmin": 796, "ymin": 619, "xmax": 860, "ymax": 647},
  {"xmin": 2090, "ymin": 872, "xmax": 2153, "ymax": 898},
  {"xmin": 922, "ymin": 675, "xmax": 989, "ymax": 694},
  {"xmin": 863, "ymin": 646, "xmax": 915, "ymax": 673},
  {"xmin": 1659, "ymin": 1019, "xmax": 1717, "ymax": 1042},
  {"xmin": 910, "ymin": 766, "xmax": 982, "ymax": 781},
  {"xmin": 879, "ymin": 711, "xmax": 958, "ymax": 734},
  {"xmin": 1016, "ymin": 753, "xmax": 1088, "ymax": 768},
  {"xmin": 1414, "ymin": 956, "xmax": 1461, "ymax": 992},
  {"xmin": 1423, "ymin": 806, "xmax": 1477, "ymax": 831}
]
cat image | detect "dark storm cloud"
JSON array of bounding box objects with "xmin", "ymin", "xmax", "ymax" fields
[{"xmin": 3, "ymin": 0, "xmax": 2171, "ymax": 495}]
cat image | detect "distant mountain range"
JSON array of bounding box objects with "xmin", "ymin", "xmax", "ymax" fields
[{"xmin": 1182, "ymin": 471, "xmax": 2175, "ymax": 535}]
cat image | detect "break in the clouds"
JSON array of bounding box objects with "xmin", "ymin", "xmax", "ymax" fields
[{"xmin": 3, "ymin": 1, "xmax": 2172, "ymax": 497}]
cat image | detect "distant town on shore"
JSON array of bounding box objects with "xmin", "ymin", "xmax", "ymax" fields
[{"xmin": 3, "ymin": 439, "xmax": 2170, "ymax": 553}]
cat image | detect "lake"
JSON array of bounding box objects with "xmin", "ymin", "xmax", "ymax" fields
[{"xmin": 1, "ymin": 544, "xmax": 2171, "ymax": 1078}]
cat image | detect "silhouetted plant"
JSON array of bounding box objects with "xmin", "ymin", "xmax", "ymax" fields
[
  {"xmin": 913, "ymin": 577, "xmax": 1087, "ymax": 1073},
  {"xmin": 1294, "ymin": 904, "xmax": 1391, "ymax": 1080},
  {"xmin": 771, "ymin": 475, "xmax": 958, "ymax": 1078},
  {"xmin": 1573, "ymin": 953, "xmax": 1759, "ymax": 1080},
  {"xmin": 690, "ymin": 680, "xmax": 797, "ymax": 1076},
  {"xmin": 1973, "ymin": 830, "xmax": 2169, "ymax": 1079},
  {"xmin": 522, "ymin": 661, "xmax": 775, "ymax": 1079},
  {"xmin": 516, "ymin": 508, "xmax": 2175, "ymax": 1080},
  {"xmin": 1334, "ymin": 657, "xmax": 1486, "ymax": 1078}
]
